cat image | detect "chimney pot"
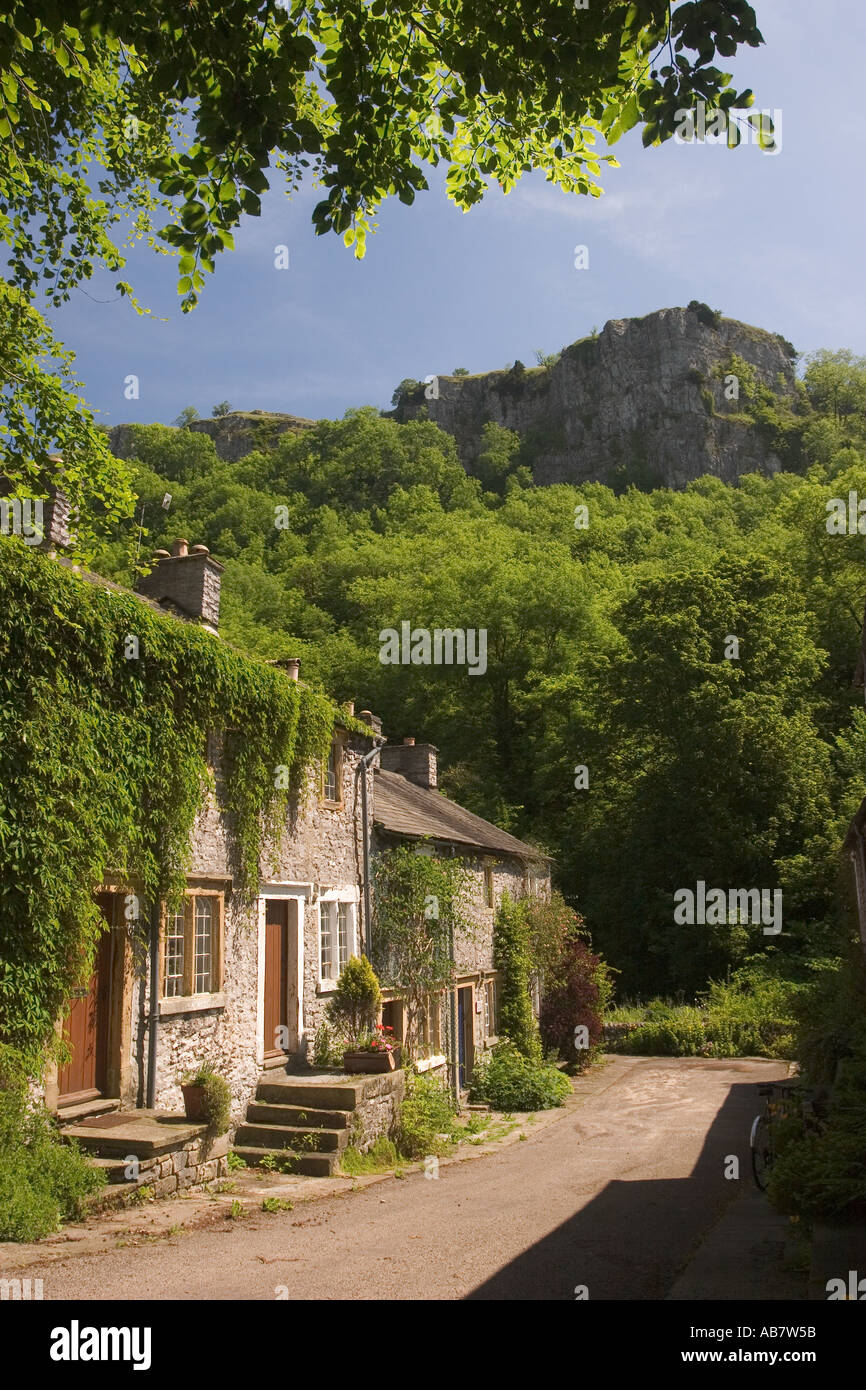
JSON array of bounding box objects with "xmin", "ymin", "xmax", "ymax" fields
[
  {"xmin": 284, "ymin": 658, "xmax": 300, "ymax": 681},
  {"xmin": 403, "ymin": 736, "xmax": 415, "ymax": 745},
  {"xmin": 344, "ymin": 700, "xmax": 355, "ymax": 717},
  {"xmin": 136, "ymin": 541, "xmax": 224, "ymax": 629}
]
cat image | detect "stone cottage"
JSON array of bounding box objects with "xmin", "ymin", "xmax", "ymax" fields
[{"xmin": 36, "ymin": 532, "xmax": 550, "ymax": 1174}]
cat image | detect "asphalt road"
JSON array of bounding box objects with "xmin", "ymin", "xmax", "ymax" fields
[{"xmin": 20, "ymin": 1055, "xmax": 795, "ymax": 1301}]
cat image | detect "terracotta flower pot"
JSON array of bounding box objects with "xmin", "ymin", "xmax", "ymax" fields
[
  {"xmin": 342, "ymin": 1049, "xmax": 399, "ymax": 1074},
  {"xmin": 181, "ymin": 1083, "xmax": 207, "ymax": 1121}
]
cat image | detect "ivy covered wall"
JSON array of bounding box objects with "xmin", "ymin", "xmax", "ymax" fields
[{"xmin": 0, "ymin": 537, "xmax": 335, "ymax": 1056}]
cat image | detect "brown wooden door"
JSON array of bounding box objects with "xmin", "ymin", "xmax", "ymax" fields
[
  {"xmin": 58, "ymin": 895, "xmax": 114, "ymax": 1104},
  {"xmin": 263, "ymin": 899, "xmax": 291, "ymax": 1057}
]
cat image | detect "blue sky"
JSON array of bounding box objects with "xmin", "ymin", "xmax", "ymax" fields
[{"xmin": 50, "ymin": 0, "xmax": 864, "ymax": 429}]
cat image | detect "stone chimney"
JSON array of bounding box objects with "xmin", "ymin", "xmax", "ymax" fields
[
  {"xmin": 379, "ymin": 736, "xmax": 438, "ymax": 790},
  {"xmin": 358, "ymin": 709, "xmax": 383, "ymax": 736},
  {"xmin": 136, "ymin": 539, "xmax": 224, "ymax": 631}
]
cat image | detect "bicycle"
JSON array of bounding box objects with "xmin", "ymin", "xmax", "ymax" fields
[{"xmin": 750, "ymin": 1078, "xmax": 827, "ymax": 1191}]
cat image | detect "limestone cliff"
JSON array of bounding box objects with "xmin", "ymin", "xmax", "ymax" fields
[{"xmin": 396, "ymin": 304, "xmax": 798, "ymax": 490}]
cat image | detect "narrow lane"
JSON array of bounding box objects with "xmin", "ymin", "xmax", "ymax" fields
[{"xmin": 24, "ymin": 1057, "xmax": 792, "ymax": 1301}]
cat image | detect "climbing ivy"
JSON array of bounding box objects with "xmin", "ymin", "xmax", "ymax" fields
[{"xmin": 0, "ymin": 537, "xmax": 335, "ymax": 1054}]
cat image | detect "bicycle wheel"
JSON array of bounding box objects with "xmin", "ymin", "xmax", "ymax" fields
[{"xmin": 750, "ymin": 1113, "xmax": 773, "ymax": 1191}]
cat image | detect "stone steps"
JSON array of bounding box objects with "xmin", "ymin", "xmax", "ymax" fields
[
  {"xmin": 231, "ymin": 1145, "xmax": 338, "ymax": 1177},
  {"xmin": 232, "ymin": 1073, "xmax": 375, "ymax": 1175},
  {"xmin": 245, "ymin": 1101, "xmax": 352, "ymax": 1130},
  {"xmin": 56, "ymin": 1096, "xmax": 120, "ymax": 1125},
  {"xmin": 234, "ymin": 1121, "xmax": 346, "ymax": 1153}
]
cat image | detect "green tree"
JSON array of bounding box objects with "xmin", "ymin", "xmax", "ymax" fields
[
  {"xmin": 212, "ymin": 401, "xmax": 233, "ymax": 419},
  {"xmin": 172, "ymin": 406, "xmax": 200, "ymax": 428},
  {"xmin": 0, "ymin": 2, "xmax": 766, "ymax": 514}
]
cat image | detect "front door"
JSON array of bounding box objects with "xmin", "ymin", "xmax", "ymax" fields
[
  {"xmin": 58, "ymin": 894, "xmax": 114, "ymax": 1105},
  {"xmin": 263, "ymin": 899, "xmax": 298, "ymax": 1057},
  {"xmin": 457, "ymin": 986, "xmax": 475, "ymax": 1088}
]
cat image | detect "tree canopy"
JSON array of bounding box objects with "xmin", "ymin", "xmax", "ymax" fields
[{"xmin": 1, "ymin": 1, "xmax": 765, "ymax": 525}]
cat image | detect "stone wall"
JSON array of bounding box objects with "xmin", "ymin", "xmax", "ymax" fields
[
  {"xmin": 348, "ymin": 1070, "xmax": 406, "ymax": 1153},
  {"xmin": 125, "ymin": 727, "xmax": 377, "ymax": 1125},
  {"xmin": 91, "ymin": 1131, "xmax": 230, "ymax": 1212}
]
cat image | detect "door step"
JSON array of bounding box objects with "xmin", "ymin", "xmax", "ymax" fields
[
  {"xmin": 57, "ymin": 1096, "xmax": 120, "ymax": 1126},
  {"xmin": 231, "ymin": 1146, "xmax": 338, "ymax": 1177}
]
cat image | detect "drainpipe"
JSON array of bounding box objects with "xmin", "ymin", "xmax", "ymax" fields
[
  {"xmin": 356, "ymin": 743, "xmax": 381, "ymax": 959},
  {"xmin": 146, "ymin": 901, "xmax": 160, "ymax": 1109}
]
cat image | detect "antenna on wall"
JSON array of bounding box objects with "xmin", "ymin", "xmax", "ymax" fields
[{"xmin": 133, "ymin": 492, "xmax": 172, "ymax": 573}]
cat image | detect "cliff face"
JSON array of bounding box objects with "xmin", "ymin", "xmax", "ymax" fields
[{"xmin": 397, "ymin": 305, "xmax": 798, "ymax": 489}]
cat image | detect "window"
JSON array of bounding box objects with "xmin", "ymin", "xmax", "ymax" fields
[
  {"xmin": 417, "ymin": 994, "xmax": 443, "ymax": 1057},
  {"xmin": 319, "ymin": 899, "xmax": 356, "ymax": 981},
  {"xmin": 381, "ymin": 999, "xmax": 404, "ymax": 1043},
  {"xmin": 165, "ymin": 911, "xmax": 185, "ymax": 998},
  {"xmin": 483, "ymin": 862, "xmax": 495, "ymax": 909},
  {"xmin": 484, "ymin": 979, "xmax": 498, "ymax": 1038},
  {"xmin": 161, "ymin": 892, "xmax": 222, "ymax": 999},
  {"xmin": 323, "ymin": 737, "xmax": 343, "ymax": 803}
]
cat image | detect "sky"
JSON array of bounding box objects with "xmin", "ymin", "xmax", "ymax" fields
[{"xmin": 48, "ymin": 0, "xmax": 865, "ymax": 430}]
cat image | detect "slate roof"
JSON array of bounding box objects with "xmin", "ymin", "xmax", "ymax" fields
[{"xmin": 373, "ymin": 767, "xmax": 549, "ymax": 863}]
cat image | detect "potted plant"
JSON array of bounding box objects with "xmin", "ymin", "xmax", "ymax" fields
[
  {"xmin": 345, "ymin": 1022, "xmax": 401, "ymax": 1073},
  {"xmin": 180, "ymin": 1062, "xmax": 232, "ymax": 1133},
  {"xmin": 325, "ymin": 956, "xmax": 400, "ymax": 1074}
]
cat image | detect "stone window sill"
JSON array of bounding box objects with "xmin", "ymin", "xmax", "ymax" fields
[
  {"xmin": 159, "ymin": 991, "xmax": 226, "ymax": 1017},
  {"xmin": 414, "ymin": 1054, "xmax": 447, "ymax": 1072},
  {"xmin": 316, "ymin": 980, "xmax": 338, "ymax": 995}
]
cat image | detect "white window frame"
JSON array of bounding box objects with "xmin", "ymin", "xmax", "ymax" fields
[{"xmin": 317, "ymin": 889, "xmax": 359, "ymax": 987}]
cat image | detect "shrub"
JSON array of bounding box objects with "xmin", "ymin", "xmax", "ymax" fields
[
  {"xmin": 614, "ymin": 1007, "xmax": 706, "ymax": 1056},
  {"xmin": 540, "ymin": 934, "xmax": 611, "ymax": 1071},
  {"xmin": 469, "ymin": 1041, "xmax": 571, "ymax": 1111},
  {"xmin": 494, "ymin": 893, "xmax": 541, "ymax": 1060},
  {"xmin": 0, "ymin": 1045, "xmax": 105, "ymax": 1241},
  {"xmin": 396, "ymin": 1070, "xmax": 459, "ymax": 1158},
  {"xmin": 312, "ymin": 1019, "xmax": 346, "ymax": 1068},
  {"xmin": 326, "ymin": 955, "xmax": 381, "ymax": 1048}
]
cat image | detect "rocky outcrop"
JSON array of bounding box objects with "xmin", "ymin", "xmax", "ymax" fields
[
  {"xmin": 396, "ymin": 305, "xmax": 798, "ymax": 490},
  {"xmin": 109, "ymin": 411, "xmax": 316, "ymax": 465},
  {"xmin": 186, "ymin": 411, "xmax": 315, "ymax": 461}
]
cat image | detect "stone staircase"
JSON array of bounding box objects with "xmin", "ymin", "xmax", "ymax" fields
[{"xmin": 233, "ymin": 1073, "xmax": 365, "ymax": 1176}]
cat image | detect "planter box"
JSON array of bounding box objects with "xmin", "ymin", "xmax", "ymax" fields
[
  {"xmin": 343, "ymin": 1049, "xmax": 400, "ymax": 1074},
  {"xmin": 181, "ymin": 1083, "xmax": 207, "ymax": 1121}
]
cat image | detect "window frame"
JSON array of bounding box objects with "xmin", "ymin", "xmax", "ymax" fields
[
  {"xmin": 158, "ymin": 887, "xmax": 225, "ymax": 1009},
  {"xmin": 482, "ymin": 859, "xmax": 495, "ymax": 909},
  {"xmin": 317, "ymin": 895, "xmax": 358, "ymax": 986},
  {"xmin": 321, "ymin": 732, "xmax": 346, "ymax": 807}
]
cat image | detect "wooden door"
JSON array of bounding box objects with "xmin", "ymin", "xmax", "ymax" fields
[
  {"xmin": 264, "ymin": 898, "xmax": 297, "ymax": 1057},
  {"xmin": 457, "ymin": 986, "xmax": 475, "ymax": 1088},
  {"xmin": 58, "ymin": 894, "xmax": 114, "ymax": 1104}
]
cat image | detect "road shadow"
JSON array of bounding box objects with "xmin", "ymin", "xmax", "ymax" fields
[{"xmin": 464, "ymin": 1074, "xmax": 772, "ymax": 1300}]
